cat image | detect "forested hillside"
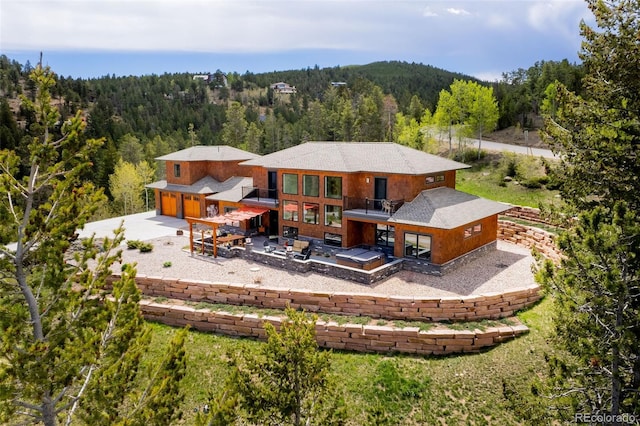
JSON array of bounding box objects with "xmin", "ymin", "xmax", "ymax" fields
[{"xmin": 0, "ymin": 56, "xmax": 583, "ymax": 214}]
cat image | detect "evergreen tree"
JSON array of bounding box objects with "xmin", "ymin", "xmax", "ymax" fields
[
  {"xmin": 536, "ymin": 0, "xmax": 640, "ymax": 419},
  {"xmin": 203, "ymin": 308, "xmax": 346, "ymax": 426},
  {"xmin": 0, "ymin": 65, "xmax": 186, "ymax": 425}
]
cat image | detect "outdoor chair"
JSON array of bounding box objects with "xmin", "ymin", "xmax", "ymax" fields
[
  {"xmin": 381, "ymin": 199, "xmax": 393, "ymax": 215},
  {"xmin": 263, "ymin": 240, "xmax": 274, "ymax": 253}
]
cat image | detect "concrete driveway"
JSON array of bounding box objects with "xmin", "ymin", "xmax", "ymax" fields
[{"xmin": 77, "ymin": 211, "xmax": 187, "ymax": 242}]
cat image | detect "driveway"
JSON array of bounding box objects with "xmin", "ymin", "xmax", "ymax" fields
[{"xmin": 77, "ymin": 210, "xmax": 187, "ymax": 242}]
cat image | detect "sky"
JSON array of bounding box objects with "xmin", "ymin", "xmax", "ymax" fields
[{"xmin": 1, "ymin": 0, "xmax": 594, "ymax": 81}]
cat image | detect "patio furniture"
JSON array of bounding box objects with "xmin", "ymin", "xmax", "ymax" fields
[{"xmin": 263, "ymin": 240, "xmax": 275, "ymax": 253}]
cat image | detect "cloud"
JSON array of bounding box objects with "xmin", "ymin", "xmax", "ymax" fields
[
  {"xmin": 423, "ymin": 7, "xmax": 438, "ymax": 17},
  {"xmin": 446, "ymin": 7, "xmax": 471, "ymax": 16},
  {"xmin": 1, "ymin": 0, "xmax": 591, "ymax": 78}
]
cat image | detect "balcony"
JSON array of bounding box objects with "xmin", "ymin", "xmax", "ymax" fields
[
  {"xmin": 241, "ymin": 186, "xmax": 279, "ymax": 208},
  {"xmin": 343, "ymin": 197, "xmax": 404, "ymax": 220}
]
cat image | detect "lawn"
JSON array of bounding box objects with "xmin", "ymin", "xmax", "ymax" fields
[
  {"xmin": 143, "ymin": 298, "xmax": 557, "ymax": 425},
  {"xmin": 455, "ymin": 153, "xmax": 560, "ymax": 208}
]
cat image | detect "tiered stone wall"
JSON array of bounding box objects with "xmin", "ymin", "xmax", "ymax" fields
[
  {"xmin": 108, "ymin": 274, "xmax": 541, "ymax": 322},
  {"xmin": 497, "ymin": 220, "xmax": 562, "ymax": 263},
  {"xmin": 140, "ymin": 299, "xmax": 529, "ymax": 355},
  {"xmin": 502, "ymin": 205, "xmax": 546, "ymax": 224}
]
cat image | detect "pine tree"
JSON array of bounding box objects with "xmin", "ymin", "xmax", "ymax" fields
[
  {"xmin": 537, "ymin": 0, "xmax": 640, "ymax": 419},
  {"xmin": 201, "ymin": 308, "xmax": 346, "ymax": 426},
  {"xmin": 0, "ymin": 64, "xmax": 186, "ymax": 425}
]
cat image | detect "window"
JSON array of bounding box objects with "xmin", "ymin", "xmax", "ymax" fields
[
  {"xmin": 324, "ymin": 232, "xmax": 342, "ymax": 247},
  {"xmin": 464, "ymin": 223, "xmax": 483, "ymax": 238},
  {"xmin": 303, "ymin": 175, "xmax": 319, "ymax": 197},
  {"xmin": 426, "ymin": 174, "xmax": 444, "ymax": 184},
  {"xmin": 303, "ymin": 203, "xmax": 319, "ymax": 224},
  {"xmin": 283, "ymin": 226, "xmax": 298, "ymax": 239},
  {"xmin": 376, "ymin": 224, "xmax": 395, "ymax": 247},
  {"xmin": 282, "ymin": 200, "xmax": 298, "ymax": 221},
  {"xmin": 174, "ymin": 163, "xmax": 181, "ymax": 178},
  {"xmin": 283, "ymin": 173, "xmax": 298, "ymax": 195},
  {"xmin": 325, "ymin": 176, "xmax": 342, "ymax": 199},
  {"xmin": 324, "ymin": 205, "xmax": 342, "ymax": 228},
  {"xmin": 404, "ymin": 232, "xmax": 431, "ymax": 261}
]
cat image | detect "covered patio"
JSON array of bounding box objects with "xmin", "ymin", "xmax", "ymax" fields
[{"xmin": 186, "ymin": 207, "xmax": 268, "ymax": 257}]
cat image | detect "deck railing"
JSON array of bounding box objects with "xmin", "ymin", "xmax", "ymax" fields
[{"xmin": 343, "ymin": 196, "xmax": 404, "ymax": 215}]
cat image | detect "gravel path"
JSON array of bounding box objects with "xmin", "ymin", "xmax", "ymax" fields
[{"xmin": 117, "ymin": 236, "xmax": 538, "ymax": 298}]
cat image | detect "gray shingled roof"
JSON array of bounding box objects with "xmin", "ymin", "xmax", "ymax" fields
[
  {"xmin": 156, "ymin": 145, "xmax": 260, "ymax": 162},
  {"xmin": 205, "ymin": 177, "xmax": 254, "ymax": 202},
  {"xmin": 146, "ymin": 176, "xmax": 253, "ymax": 198},
  {"xmin": 389, "ymin": 187, "xmax": 510, "ymax": 229},
  {"xmin": 240, "ymin": 142, "xmax": 469, "ymax": 174}
]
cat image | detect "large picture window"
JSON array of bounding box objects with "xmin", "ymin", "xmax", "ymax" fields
[
  {"xmin": 324, "ymin": 205, "xmax": 342, "ymax": 228},
  {"xmin": 324, "ymin": 232, "xmax": 342, "ymax": 247},
  {"xmin": 404, "ymin": 232, "xmax": 431, "ymax": 261},
  {"xmin": 325, "ymin": 176, "xmax": 342, "ymax": 199},
  {"xmin": 283, "ymin": 226, "xmax": 298, "ymax": 239},
  {"xmin": 303, "ymin": 175, "xmax": 319, "ymax": 197},
  {"xmin": 376, "ymin": 224, "xmax": 395, "ymax": 247},
  {"xmin": 282, "ymin": 200, "xmax": 298, "ymax": 221},
  {"xmin": 283, "ymin": 173, "xmax": 298, "ymax": 195},
  {"xmin": 303, "ymin": 203, "xmax": 319, "ymax": 224}
]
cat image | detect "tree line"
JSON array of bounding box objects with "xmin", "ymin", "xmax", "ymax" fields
[{"xmin": 1, "ymin": 56, "xmax": 583, "ymax": 219}]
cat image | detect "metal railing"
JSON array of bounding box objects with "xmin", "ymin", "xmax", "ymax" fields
[{"xmin": 343, "ymin": 196, "xmax": 404, "ymax": 215}]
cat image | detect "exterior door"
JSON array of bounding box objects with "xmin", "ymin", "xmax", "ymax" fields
[
  {"xmin": 268, "ymin": 171, "xmax": 278, "ymax": 199},
  {"xmin": 183, "ymin": 194, "xmax": 200, "ymax": 218},
  {"xmin": 374, "ymin": 177, "xmax": 387, "ymax": 210},
  {"xmin": 161, "ymin": 192, "xmax": 177, "ymax": 217}
]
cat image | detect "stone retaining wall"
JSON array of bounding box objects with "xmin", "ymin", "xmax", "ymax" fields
[
  {"xmin": 498, "ymin": 220, "xmax": 562, "ymax": 263},
  {"xmin": 140, "ymin": 299, "xmax": 529, "ymax": 355},
  {"xmin": 108, "ymin": 274, "xmax": 542, "ymax": 322},
  {"xmin": 502, "ymin": 205, "xmax": 546, "ymax": 224}
]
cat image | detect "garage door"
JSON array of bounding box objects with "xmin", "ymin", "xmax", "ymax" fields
[
  {"xmin": 161, "ymin": 192, "xmax": 177, "ymax": 217},
  {"xmin": 183, "ymin": 194, "xmax": 200, "ymax": 218}
]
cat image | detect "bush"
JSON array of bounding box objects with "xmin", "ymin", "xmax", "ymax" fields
[
  {"xmin": 138, "ymin": 242, "xmax": 153, "ymax": 253},
  {"xmin": 163, "ymin": 261, "xmax": 172, "ymax": 268},
  {"xmin": 127, "ymin": 239, "xmax": 142, "ymax": 250}
]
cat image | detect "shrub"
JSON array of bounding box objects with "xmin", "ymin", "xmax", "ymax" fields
[
  {"xmin": 138, "ymin": 242, "xmax": 153, "ymax": 253},
  {"xmin": 163, "ymin": 261, "xmax": 172, "ymax": 268},
  {"xmin": 127, "ymin": 239, "xmax": 142, "ymax": 250}
]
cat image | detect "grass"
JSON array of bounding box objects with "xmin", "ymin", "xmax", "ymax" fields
[
  {"xmin": 142, "ymin": 297, "xmax": 557, "ymax": 425},
  {"xmin": 455, "ymin": 156, "xmax": 560, "ymax": 208}
]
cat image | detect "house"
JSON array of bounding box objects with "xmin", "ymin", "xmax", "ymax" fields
[
  {"xmin": 270, "ymin": 82, "xmax": 297, "ymax": 94},
  {"xmin": 148, "ymin": 142, "xmax": 509, "ymax": 270}
]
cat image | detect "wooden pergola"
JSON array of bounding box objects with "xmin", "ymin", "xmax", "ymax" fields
[{"xmin": 185, "ymin": 216, "xmax": 220, "ymax": 257}]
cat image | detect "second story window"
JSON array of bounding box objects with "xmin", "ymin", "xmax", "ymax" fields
[
  {"xmin": 174, "ymin": 164, "xmax": 181, "ymax": 178},
  {"xmin": 325, "ymin": 176, "xmax": 342, "ymax": 199},
  {"xmin": 283, "ymin": 173, "xmax": 298, "ymax": 195},
  {"xmin": 303, "ymin": 175, "xmax": 319, "ymax": 197}
]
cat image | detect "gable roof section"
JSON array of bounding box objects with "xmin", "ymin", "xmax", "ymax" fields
[
  {"xmin": 156, "ymin": 145, "xmax": 260, "ymax": 162},
  {"xmin": 389, "ymin": 187, "xmax": 510, "ymax": 229},
  {"xmin": 146, "ymin": 176, "xmax": 253, "ymax": 198},
  {"xmin": 205, "ymin": 177, "xmax": 254, "ymax": 202},
  {"xmin": 240, "ymin": 142, "xmax": 469, "ymax": 174}
]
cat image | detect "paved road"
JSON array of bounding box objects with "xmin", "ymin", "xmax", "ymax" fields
[{"xmin": 466, "ymin": 138, "xmax": 557, "ymax": 159}]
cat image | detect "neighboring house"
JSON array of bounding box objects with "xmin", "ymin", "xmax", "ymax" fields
[
  {"xmin": 270, "ymin": 82, "xmax": 297, "ymax": 94},
  {"xmin": 148, "ymin": 142, "xmax": 510, "ymax": 268}
]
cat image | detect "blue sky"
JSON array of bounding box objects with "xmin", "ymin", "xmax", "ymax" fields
[{"xmin": 1, "ymin": 0, "xmax": 593, "ymax": 81}]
